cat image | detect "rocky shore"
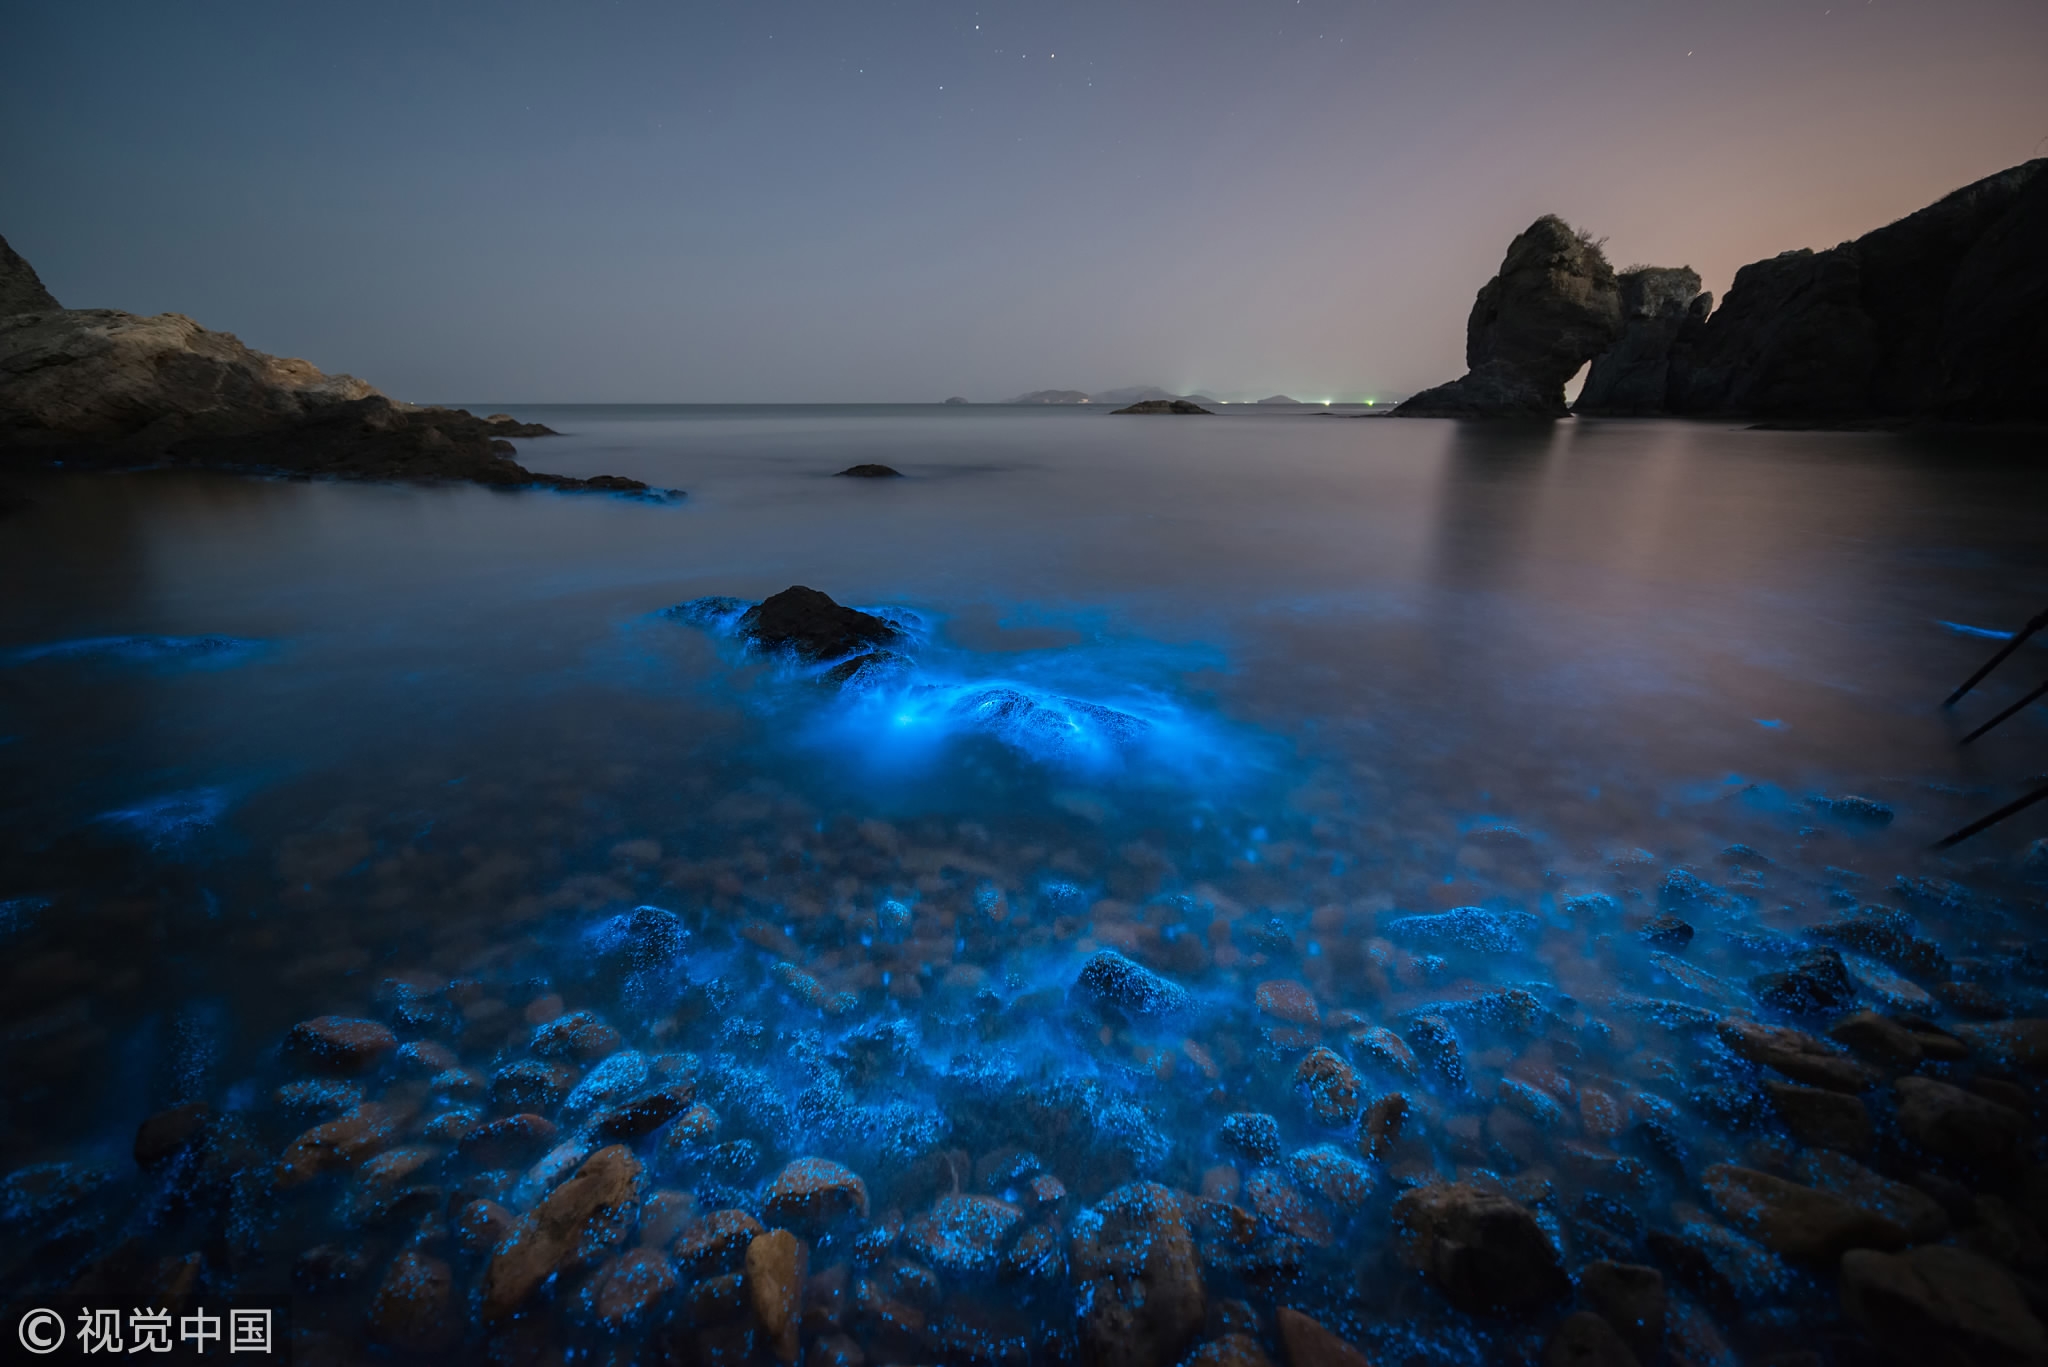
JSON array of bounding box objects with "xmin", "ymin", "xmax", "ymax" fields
[
  {"xmin": 1399, "ymin": 159, "xmax": 2048, "ymax": 425},
  {"xmin": 0, "ymin": 237, "xmax": 670, "ymax": 495}
]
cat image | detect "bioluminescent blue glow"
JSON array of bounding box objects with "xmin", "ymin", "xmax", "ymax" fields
[
  {"xmin": 6, "ymin": 635, "xmax": 268, "ymax": 668},
  {"xmin": 97, "ymin": 788, "xmax": 230, "ymax": 850}
]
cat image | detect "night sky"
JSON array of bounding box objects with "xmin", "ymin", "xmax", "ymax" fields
[{"xmin": 5, "ymin": 1, "xmax": 2045, "ymax": 403}]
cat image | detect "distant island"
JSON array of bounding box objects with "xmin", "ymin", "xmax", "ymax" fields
[
  {"xmin": 942, "ymin": 396, "xmax": 968, "ymax": 405},
  {"xmin": 1112, "ymin": 399, "xmax": 1213, "ymax": 415},
  {"xmin": 1255, "ymin": 394, "xmax": 1299, "ymax": 405}
]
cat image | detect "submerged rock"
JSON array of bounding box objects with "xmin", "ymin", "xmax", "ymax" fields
[
  {"xmin": 1840, "ymin": 1244, "xmax": 2048, "ymax": 1365},
  {"xmin": 1275, "ymin": 1307, "xmax": 1372, "ymax": 1367},
  {"xmin": 1076, "ymin": 949, "xmax": 1189, "ymax": 1015},
  {"xmin": 1717, "ymin": 1019, "xmax": 1879, "ymax": 1093},
  {"xmin": 1543, "ymin": 1310, "xmax": 1641, "ymax": 1367},
  {"xmin": 1894, "ymin": 1076, "xmax": 2025, "ymax": 1170},
  {"xmin": 1072, "ymin": 1181, "xmax": 1206, "ymax": 1367},
  {"xmin": 1700, "ymin": 1163, "xmax": 1909, "ymax": 1261},
  {"xmin": 283, "ymin": 1016, "xmax": 398, "ymax": 1075},
  {"xmin": 763, "ymin": 1157, "xmax": 870, "ymax": 1231},
  {"xmin": 481, "ymin": 1145, "xmax": 644, "ymax": 1319},
  {"xmin": 1577, "ymin": 1260, "xmax": 1667, "ymax": 1363},
  {"xmin": 1751, "ymin": 947, "xmax": 1857, "ymax": 1014},
  {"xmin": 745, "ymin": 1229, "xmax": 808, "ymax": 1363},
  {"xmin": 1391, "ymin": 1180, "xmax": 1569, "ymax": 1314},
  {"xmin": 737, "ymin": 586, "xmax": 903, "ymax": 662}
]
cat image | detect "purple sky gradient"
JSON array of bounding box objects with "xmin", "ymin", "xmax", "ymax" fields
[{"xmin": 5, "ymin": 0, "xmax": 2044, "ymax": 401}]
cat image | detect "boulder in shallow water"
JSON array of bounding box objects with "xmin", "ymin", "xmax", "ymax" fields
[
  {"xmin": 1699, "ymin": 1163, "xmax": 1910, "ymax": 1261},
  {"xmin": 1717, "ymin": 1018, "xmax": 1878, "ymax": 1093},
  {"xmin": 1075, "ymin": 949, "xmax": 1189, "ymax": 1016},
  {"xmin": 746, "ymin": 1229, "xmax": 808, "ymax": 1363},
  {"xmin": 1542, "ymin": 1310, "xmax": 1642, "ymax": 1367},
  {"xmin": 1391, "ymin": 1180, "xmax": 1569, "ymax": 1314},
  {"xmin": 1072, "ymin": 1181, "xmax": 1205, "ymax": 1367},
  {"xmin": 1752, "ymin": 947, "xmax": 1858, "ymax": 1014},
  {"xmin": 482, "ymin": 1144, "xmax": 643, "ymax": 1319},
  {"xmin": 1275, "ymin": 1306, "xmax": 1372, "ymax": 1367},
  {"xmin": 367, "ymin": 1249, "xmax": 459, "ymax": 1352},
  {"xmin": 763, "ymin": 1156, "xmax": 870, "ymax": 1231},
  {"xmin": 284, "ymin": 1016, "xmax": 397, "ymax": 1075},
  {"xmin": 1894, "ymin": 1076, "xmax": 2025, "ymax": 1170},
  {"xmin": 1840, "ymin": 1244, "xmax": 2048, "ymax": 1365},
  {"xmin": 1577, "ymin": 1260, "xmax": 1666, "ymax": 1363},
  {"xmin": 737, "ymin": 586, "xmax": 904, "ymax": 662}
]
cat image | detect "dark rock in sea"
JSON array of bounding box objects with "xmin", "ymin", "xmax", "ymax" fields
[
  {"xmin": 1395, "ymin": 215, "xmax": 1623, "ymax": 419},
  {"xmin": 834, "ymin": 463, "xmax": 903, "ymax": 477},
  {"xmin": 0, "ymin": 239, "xmax": 674, "ymax": 491},
  {"xmin": 1391, "ymin": 1180, "xmax": 1569, "ymax": 1314},
  {"xmin": 0, "ymin": 234, "xmax": 60, "ymax": 315},
  {"xmin": 1293, "ymin": 1048, "xmax": 1365, "ymax": 1127},
  {"xmin": 1075, "ymin": 949, "xmax": 1189, "ymax": 1015},
  {"xmin": 1575, "ymin": 267, "xmax": 1707, "ymax": 416},
  {"xmin": 1072, "ymin": 1181, "xmax": 1205, "ymax": 1367},
  {"xmin": 283, "ymin": 1015, "xmax": 397, "ymax": 1075},
  {"xmin": 1543, "ymin": 1310, "xmax": 1641, "ymax": 1367},
  {"xmin": 1112, "ymin": 399, "xmax": 1213, "ymax": 414},
  {"xmin": 1765, "ymin": 1080, "xmax": 1871, "ymax": 1153},
  {"xmin": 1810, "ymin": 908, "xmax": 1950, "ymax": 979},
  {"xmin": 1275, "ymin": 1307, "xmax": 1372, "ymax": 1367},
  {"xmin": 1638, "ymin": 913, "xmax": 1695, "ymax": 949},
  {"xmin": 1839, "ymin": 1244, "xmax": 2048, "ymax": 1365},
  {"xmin": 1700, "ymin": 1163, "xmax": 1910, "ymax": 1261},
  {"xmin": 1752, "ymin": 947, "xmax": 1858, "ymax": 1014},
  {"xmin": 1218, "ymin": 1113, "xmax": 1282, "ymax": 1166},
  {"xmin": 736, "ymin": 586, "xmax": 903, "ymax": 663},
  {"xmin": 133, "ymin": 1102, "xmax": 213, "ymax": 1171},
  {"xmin": 1382, "ymin": 905, "xmax": 1526, "ymax": 954},
  {"xmin": 1894, "ymin": 1076, "xmax": 2024, "ymax": 1170},
  {"xmin": 1809, "ymin": 793, "xmax": 1896, "ymax": 823},
  {"xmin": 1666, "ymin": 157, "xmax": 2048, "ymax": 422},
  {"xmin": 1717, "ymin": 1018, "xmax": 1878, "ymax": 1092},
  {"xmin": 821, "ymin": 649, "xmax": 913, "ymax": 691},
  {"xmin": 1577, "ymin": 1260, "xmax": 1667, "ymax": 1363}
]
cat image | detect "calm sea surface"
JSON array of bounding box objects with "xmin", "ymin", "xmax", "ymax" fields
[{"xmin": 2, "ymin": 405, "xmax": 2045, "ymax": 1357}]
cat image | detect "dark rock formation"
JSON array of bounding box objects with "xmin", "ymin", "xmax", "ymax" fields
[
  {"xmin": 735, "ymin": 586, "xmax": 902, "ymax": 662},
  {"xmin": 1255, "ymin": 394, "xmax": 1300, "ymax": 405},
  {"xmin": 1112, "ymin": 399, "xmax": 1212, "ymax": 415},
  {"xmin": 1395, "ymin": 216, "xmax": 1623, "ymax": 419},
  {"xmin": 0, "ymin": 239, "xmax": 666, "ymax": 493},
  {"xmin": 833, "ymin": 463, "xmax": 903, "ymax": 477},
  {"xmin": 0, "ymin": 234, "xmax": 60, "ymax": 316},
  {"xmin": 942, "ymin": 396, "xmax": 969, "ymax": 404},
  {"xmin": 1665, "ymin": 158, "xmax": 2048, "ymax": 421},
  {"xmin": 1575, "ymin": 268, "xmax": 1707, "ymax": 415}
]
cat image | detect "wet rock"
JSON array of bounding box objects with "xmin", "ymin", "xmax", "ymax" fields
[
  {"xmin": 1275, "ymin": 1306, "xmax": 1371, "ymax": 1367},
  {"xmin": 834, "ymin": 464, "xmax": 903, "ymax": 477},
  {"xmin": 1793, "ymin": 1150, "xmax": 1948, "ymax": 1243},
  {"xmin": 293, "ymin": 1243, "xmax": 373, "ymax": 1294},
  {"xmin": 765, "ymin": 1157, "xmax": 871, "ymax": 1231},
  {"xmin": 1395, "ymin": 215, "xmax": 1624, "ymax": 419},
  {"xmin": 906, "ymin": 1194, "xmax": 1024, "ymax": 1274},
  {"xmin": 1286, "ymin": 1146, "xmax": 1375, "ymax": 1219},
  {"xmin": 491, "ymin": 1058, "xmax": 579, "ymax": 1112},
  {"xmin": 1937, "ymin": 980, "xmax": 2013, "ymax": 1020},
  {"xmin": 737, "ymin": 586, "xmax": 903, "ymax": 662},
  {"xmin": 455, "ymin": 1113, "xmax": 560, "ymax": 1169},
  {"xmin": 1544, "ymin": 1311, "xmax": 1641, "ymax": 1367},
  {"xmin": 1840, "ymin": 1244, "xmax": 2048, "ymax": 1365},
  {"xmin": 1638, "ymin": 914, "xmax": 1695, "ymax": 950},
  {"xmin": 1752, "ymin": 948, "xmax": 1857, "ymax": 1015},
  {"xmin": 1383, "ymin": 906, "xmax": 1524, "ymax": 954},
  {"xmin": 395, "ymin": 1039, "xmax": 459, "ymax": 1076},
  {"xmin": 275, "ymin": 1103, "xmax": 400, "ymax": 1190},
  {"xmin": 1359, "ymin": 1093, "xmax": 1416, "ymax": 1164},
  {"xmin": 1351, "ymin": 1026, "xmax": 1418, "ymax": 1079},
  {"xmin": 808, "ymin": 1332, "xmax": 866, "ymax": 1367},
  {"xmin": 1831, "ymin": 1011, "xmax": 1935, "ymax": 1068},
  {"xmin": 1811, "ymin": 909, "xmax": 1949, "ymax": 979},
  {"xmin": 1072, "ymin": 1180, "xmax": 1206, "ymax": 1367},
  {"xmin": 1391, "ymin": 1180, "xmax": 1569, "ymax": 1314},
  {"xmin": 1405, "ymin": 1015, "xmax": 1467, "ymax": 1089},
  {"xmin": 1700, "ymin": 1164, "xmax": 1909, "ymax": 1260},
  {"xmin": 593, "ymin": 1083, "xmax": 695, "ymax": 1143},
  {"xmin": 344, "ymin": 1144, "xmax": 441, "ymax": 1225},
  {"xmin": 675, "ymin": 1208, "xmax": 767, "ymax": 1274},
  {"xmin": 586, "ymin": 1246, "xmax": 677, "ymax": 1328},
  {"xmin": 1576, "ymin": 266, "xmax": 1707, "ymax": 416},
  {"xmin": 748, "ymin": 1229, "xmax": 810, "ymax": 1363},
  {"xmin": 530, "ymin": 1010, "xmax": 622, "ymax": 1062},
  {"xmin": 1578, "ymin": 1260, "xmax": 1666, "ymax": 1363},
  {"xmin": 1246, "ymin": 1167, "xmax": 1333, "ymax": 1246},
  {"xmin": 481, "ymin": 1144, "xmax": 644, "ymax": 1319},
  {"xmin": 1895, "ymin": 1076, "xmax": 2025, "ymax": 1169},
  {"xmin": 1219, "ymin": 1113, "xmax": 1283, "ymax": 1166},
  {"xmin": 1294, "ymin": 1048, "xmax": 1365, "ymax": 1126},
  {"xmin": 453, "ymin": 1197, "xmax": 516, "ymax": 1257},
  {"xmin": 563, "ymin": 1049, "xmax": 650, "ymax": 1116},
  {"xmin": 1076, "ymin": 949, "xmax": 1189, "ymax": 1015},
  {"xmin": 275, "ymin": 1078, "xmax": 365, "ymax": 1120},
  {"xmin": 367, "ymin": 1249, "xmax": 459, "ymax": 1352},
  {"xmin": 1256, "ymin": 979, "xmax": 1321, "ymax": 1029},
  {"xmin": 1187, "ymin": 1334, "xmax": 1276, "ymax": 1367},
  {"xmin": 284, "ymin": 1016, "xmax": 398, "ymax": 1075},
  {"xmin": 1957, "ymin": 1019, "xmax": 2048, "ymax": 1072},
  {"xmin": 133, "ymin": 1102, "xmax": 212, "ymax": 1170},
  {"xmin": 1765, "ymin": 1082, "xmax": 1872, "ymax": 1153},
  {"xmin": 1717, "ymin": 1019, "xmax": 1879, "ymax": 1093}
]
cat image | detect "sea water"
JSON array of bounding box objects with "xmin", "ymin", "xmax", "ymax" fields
[{"xmin": 1, "ymin": 406, "xmax": 2044, "ymax": 1361}]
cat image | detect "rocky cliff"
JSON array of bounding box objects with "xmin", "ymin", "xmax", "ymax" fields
[
  {"xmin": 1395, "ymin": 216, "xmax": 1623, "ymax": 418},
  {"xmin": 1575, "ymin": 267, "xmax": 1707, "ymax": 415},
  {"xmin": 1624, "ymin": 159, "xmax": 2047, "ymax": 422},
  {"xmin": 0, "ymin": 234, "xmax": 661, "ymax": 493}
]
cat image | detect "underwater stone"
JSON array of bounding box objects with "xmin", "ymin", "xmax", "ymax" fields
[
  {"xmin": 1793, "ymin": 1149, "xmax": 1949, "ymax": 1244},
  {"xmin": 1700, "ymin": 1163, "xmax": 1910, "ymax": 1261},
  {"xmin": 822, "ymin": 649, "xmax": 914, "ymax": 690},
  {"xmin": 482, "ymin": 1144, "xmax": 644, "ymax": 1319},
  {"xmin": 1810, "ymin": 794, "xmax": 1896, "ymax": 824},
  {"xmin": 274, "ymin": 1103, "xmax": 401, "ymax": 1190},
  {"xmin": 1752, "ymin": 947, "xmax": 1857, "ymax": 1014},
  {"xmin": 675, "ymin": 1208, "xmax": 766, "ymax": 1274},
  {"xmin": 564, "ymin": 1050, "xmax": 650, "ymax": 1116},
  {"xmin": 1286, "ymin": 1145, "xmax": 1375, "ymax": 1218},
  {"xmin": 366, "ymin": 1249, "xmax": 459, "ymax": 1352},
  {"xmin": 133, "ymin": 1102, "xmax": 213, "ymax": 1170},
  {"xmin": 1829, "ymin": 1011, "xmax": 1935, "ymax": 1068},
  {"xmin": 746, "ymin": 1229, "xmax": 809, "ymax": 1363},
  {"xmin": 453, "ymin": 1197, "xmax": 516, "ymax": 1257},
  {"xmin": 1840, "ymin": 1244, "xmax": 2048, "ymax": 1365},
  {"xmin": 1894, "ymin": 1076, "xmax": 2025, "ymax": 1170},
  {"xmin": 283, "ymin": 1016, "xmax": 397, "ymax": 1075},
  {"xmin": 1382, "ymin": 906, "xmax": 1523, "ymax": 954},
  {"xmin": 1577, "ymin": 1260, "xmax": 1666, "ymax": 1363},
  {"xmin": 455, "ymin": 1113, "xmax": 561, "ymax": 1169},
  {"xmin": 1275, "ymin": 1307, "xmax": 1372, "ymax": 1367},
  {"xmin": 593, "ymin": 1084, "xmax": 696, "ymax": 1143},
  {"xmin": 1646, "ymin": 1204, "xmax": 1793, "ymax": 1310},
  {"xmin": 1542, "ymin": 1311, "xmax": 1640, "ymax": 1367},
  {"xmin": 1954, "ymin": 1018, "xmax": 2048, "ymax": 1072},
  {"xmin": 1404, "ymin": 1014, "xmax": 1466, "ymax": 1089},
  {"xmin": 764, "ymin": 1157, "xmax": 870, "ymax": 1231},
  {"xmin": 1810, "ymin": 909, "xmax": 1949, "ymax": 980},
  {"xmin": 906, "ymin": 1193, "xmax": 1024, "ymax": 1274},
  {"xmin": 585, "ymin": 1247, "xmax": 677, "ymax": 1329},
  {"xmin": 1218, "ymin": 1113, "xmax": 1282, "ymax": 1166},
  {"xmin": 1391, "ymin": 1180, "xmax": 1569, "ymax": 1315},
  {"xmin": 1716, "ymin": 1019, "xmax": 1879, "ymax": 1094},
  {"xmin": 1638, "ymin": 914, "xmax": 1694, "ymax": 950},
  {"xmin": 1186, "ymin": 1334, "xmax": 1276, "ymax": 1367},
  {"xmin": 1255, "ymin": 979, "xmax": 1321, "ymax": 1027},
  {"xmin": 1072, "ymin": 1180, "xmax": 1206, "ymax": 1367},
  {"xmin": 1075, "ymin": 949, "xmax": 1188, "ymax": 1015},
  {"xmin": 1764, "ymin": 1081, "xmax": 1871, "ymax": 1153},
  {"xmin": 1351, "ymin": 1025, "xmax": 1418, "ymax": 1079},
  {"xmin": 1293, "ymin": 1048, "xmax": 1365, "ymax": 1127},
  {"xmin": 531, "ymin": 1010, "xmax": 623, "ymax": 1062}
]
